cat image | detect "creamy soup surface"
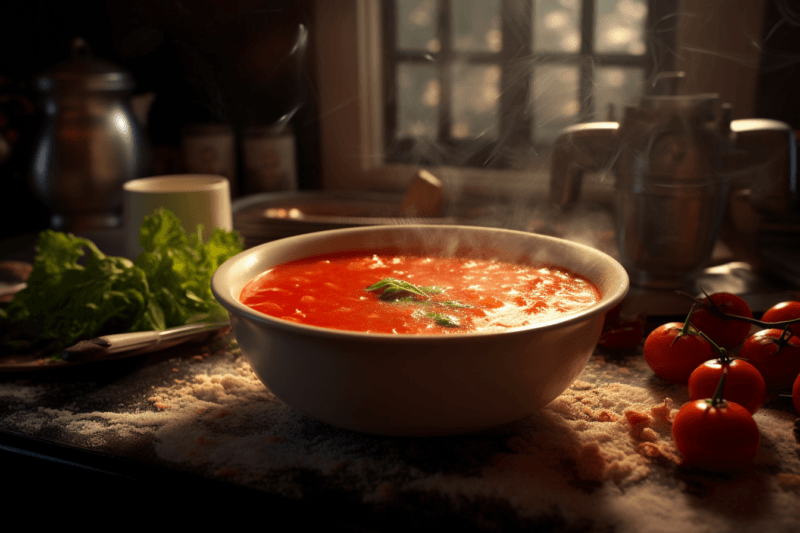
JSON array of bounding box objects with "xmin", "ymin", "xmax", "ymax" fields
[{"xmin": 239, "ymin": 252, "xmax": 601, "ymax": 335}]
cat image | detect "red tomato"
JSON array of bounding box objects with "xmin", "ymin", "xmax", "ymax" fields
[
  {"xmin": 599, "ymin": 307, "xmax": 646, "ymax": 351},
  {"xmin": 644, "ymin": 323, "xmax": 716, "ymax": 384},
  {"xmin": 672, "ymin": 399, "xmax": 760, "ymax": 472},
  {"xmin": 739, "ymin": 329, "xmax": 800, "ymax": 392},
  {"xmin": 603, "ymin": 302, "xmax": 624, "ymax": 326},
  {"xmin": 688, "ymin": 359, "xmax": 766, "ymax": 414},
  {"xmin": 793, "ymin": 373, "xmax": 800, "ymax": 415},
  {"xmin": 689, "ymin": 292, "xmax": 752, "ymax": 349},
  {"xmin": 762, "ymin": 301, "xmax": 800, "ymax": 337},
  {"xmin": 599, "ymin": 323, "xmax": 645, "ymax": 351}
]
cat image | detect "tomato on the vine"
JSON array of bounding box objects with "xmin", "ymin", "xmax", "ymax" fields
[
  {"xmin": 672, "ymin": 398, "xmax": 760, "ymax": 472},
  {"xmin": 762, "ymin": 301, "xmax": 800, "ymax": 337},
  {"xmin": 688, "ymin": 359, "xmax": 766, "ymax": 414},
  {"xmin": 689, "ymin": 292, "xmax": 752, "ymax": 349},
  {"xmin": 739, "ymin": 329, "xmax": 800, "ymax": 392},
  {"xmin": 644, "ymin": 322, "xmax": 715, "ymax": 384},
  {"xmin": 600, "ymin": 306, "xmax": 646, "ymax": 351},
  {"xmin": 599, "ymin": 324, "xmax": 645, "ymax": 351},
  {"xmin": 793, "ymin": 373, "xmax": 800, "ymax": 415}
]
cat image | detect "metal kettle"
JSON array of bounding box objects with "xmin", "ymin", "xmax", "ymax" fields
[
  {"xmin": 549, "ymin": 72, "xmax": 796, "ymax": 289},
  {"xmin": 30, "ymin": 38, "xmax": 151, "ymax": 232}
]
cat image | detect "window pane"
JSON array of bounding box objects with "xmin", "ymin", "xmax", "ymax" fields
[
  {"xmin": 396, "ymin": 63, "xmax": 439, "ymax": 139},
  {"xmin": 398, "ymin": 0, "xmax": 440, "ymax": 52},
  {"xmin": 533, "ymin": 0, "xmax": 580, "ymax": 53},
  {"xmin": 531, "ymin": 64, "xmax": 580, "ymax": 143},
  {"xmin": 451, "ymin": 64, "xmax": 500, "ymax": 139},
  {"xmin": 595, "ymin": 0, "xmax": 648, "ymax": 54},
  {"xmin": 452, "ymin": 0, "xmax": 502, "ymax": 52},
  {"xmin": 594, "ymin": 66, "xmax": 644, "ymax": 120}
]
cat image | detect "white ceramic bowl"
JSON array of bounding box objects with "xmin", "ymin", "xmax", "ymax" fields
[{"xmin": 212, "ymin": 225, "xmax": 628, "ymax": 436}]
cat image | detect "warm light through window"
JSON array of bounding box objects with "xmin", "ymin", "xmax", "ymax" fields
[{"xmin": 386, "ymin": 0, "xmax": 657, "ymax": 167}]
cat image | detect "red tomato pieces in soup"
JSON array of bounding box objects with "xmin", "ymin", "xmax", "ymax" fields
[{"xmin": 238, "ymin": 252, "xmax": 602, "ymax": 335}]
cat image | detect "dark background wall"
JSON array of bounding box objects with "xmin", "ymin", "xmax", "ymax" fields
[
  {"xmin": 1, "ymin": 0, "xmax": 800, "ymax": 242},
  {"xmin": 0, "ymin": 0, "xmax": 320, "ymax": 240}
]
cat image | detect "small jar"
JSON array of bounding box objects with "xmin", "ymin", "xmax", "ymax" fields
[
  {"xmin": 181, "ymin": 123, "xmax": 237, "ymax": 194},
  {"xmin": 242, "ymin": 124, "xmax": 297, "ymax": 193}
]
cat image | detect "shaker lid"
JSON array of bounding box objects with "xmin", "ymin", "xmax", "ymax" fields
[{"xmin": 34, "ymin": 37, "xmax": 134, "ymax": 92}]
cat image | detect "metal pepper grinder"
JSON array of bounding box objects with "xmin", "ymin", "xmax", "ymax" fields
[
  {"xmin": 549, "ymin": 72, "xmax": 796, "ymax": 289},
  {"xmin": 30, "ymin": 38, "xmax": 152, "ymax": 232}
]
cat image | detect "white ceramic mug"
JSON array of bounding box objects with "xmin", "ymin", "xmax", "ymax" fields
[{"xmin": 123, "ymin": 174, "xmax": 233, "ymax": 259}]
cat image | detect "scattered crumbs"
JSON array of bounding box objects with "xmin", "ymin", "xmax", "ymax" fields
[
  {"xmin": 506, "ymin": 381, "xmax": 677, "ymax": 488},
  {"xmin": 637, "ymin": 442, "xmax": 660, "ymax": 458},
  {"xmin": 571, "ymin": 380, "xmax": 593, "ymax": 391},
  {"xmin": 0, "ymin": 382, "xmax": 46, "ymax": 403},
  {"xmin": 171, "ymin": 368, "xmax": 179, "ymax": 372},
  {"xmin": 192, "ymin": 355, "xmax": 204, "ymax": 362}
]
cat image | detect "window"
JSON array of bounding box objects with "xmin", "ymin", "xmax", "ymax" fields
[
  {"xmin": 313, "ymin": 1, "xmax": 760, "ymax": 198},
  {"xmin": 383, "ymin": 0, "xmax": 674, "ymax": 169}
]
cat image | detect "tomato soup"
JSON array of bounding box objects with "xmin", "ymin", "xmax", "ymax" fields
[{"xmin": 238, "ymin": 252, "xmax": 601, "ymax": 335}]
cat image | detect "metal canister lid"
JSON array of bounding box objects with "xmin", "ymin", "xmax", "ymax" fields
[{"xmin": 34, "ymin": 37, "xmax": 134, "ymax": 93}]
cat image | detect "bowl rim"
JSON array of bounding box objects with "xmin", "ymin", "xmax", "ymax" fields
[{"xmin": 212, "ymin": 224, "xmax": 629, "ymax": 342}]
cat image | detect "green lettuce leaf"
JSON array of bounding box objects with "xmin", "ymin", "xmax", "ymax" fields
[
  {"xmin": 1, "ymin": 231, "xmax": 165, "ymax": 353},
  {"xmin": 134, "ymin": 208, "xmax": 242, "ymax": 326},
  {"xmin": 0, "ymin": 208, "xmax": 242, "ymax": 355}
]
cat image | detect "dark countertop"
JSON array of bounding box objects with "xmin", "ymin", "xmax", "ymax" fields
[
  {"xmin": 2, "ymin": 215, "xmax": 800, "ymax": 529},
  {"xmin": 2, "ymin": 329, "xmax": 799, "ymax": 531}
]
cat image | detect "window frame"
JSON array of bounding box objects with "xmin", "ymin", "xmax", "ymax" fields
[
  {"xmin": 312, "ymin": 0, "xmax": 761, "ymax": 203},
  {"xmin": 383, "ymin": 0, "xmax": 668, "ymax": 169}
]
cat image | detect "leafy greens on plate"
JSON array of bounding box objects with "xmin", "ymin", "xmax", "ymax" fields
[{"xmin": 0, "ymin": 208, "xmax": 242, "ymax": 355}]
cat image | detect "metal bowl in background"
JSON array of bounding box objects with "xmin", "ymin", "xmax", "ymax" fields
[{"xmin": 232, "ymin": 190, "xmax": 466, "ymax": 248}]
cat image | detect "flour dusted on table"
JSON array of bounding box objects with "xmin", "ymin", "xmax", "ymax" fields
[
  {"xmin": 499, "ymin": 380, "xmax": 680, "ymax": 487},
  {"xmin": 0, "ymin": 380, "xmax": 46, "ymax": 403},
  {"xmin": 1, "ymin": 345, "xmax": 799, "ymax": 532}
]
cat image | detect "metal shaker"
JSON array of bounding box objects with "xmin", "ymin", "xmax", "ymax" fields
[
  {"xmin": 549, "ymin": 72, "xmax": 796, "ymax": 289},
  {"xmin": 30, "ymin": 38, "xmax": 151, "ymax": 232}
]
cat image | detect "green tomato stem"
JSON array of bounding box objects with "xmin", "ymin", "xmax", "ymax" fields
[
  {"xmin": 679, "ymin": 305, "xmax": 697, "ymax": 336},
  {"xmin": 671, "ymin": 305, "xmax": 703, "ymax": 347},
  {"xmin": 709, "ymin": 366, "xmax": 729, "ymax": 408},
  {"xmin": 695, "ymin": 330, "xmax": 729, "ymax": 362},
  {"xmin": 676, "ymin": 290, "xmax": 800, "ymax": 331},
  {"xmin": 768, "ymin": 327, "xmax": 796, "ymax": 356}
]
